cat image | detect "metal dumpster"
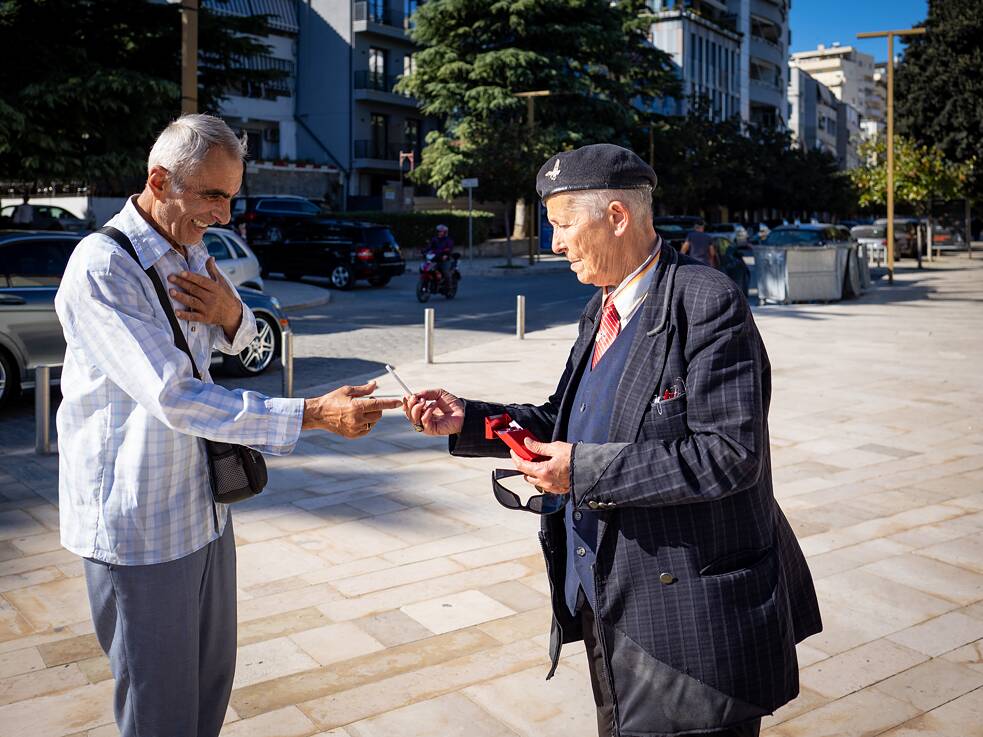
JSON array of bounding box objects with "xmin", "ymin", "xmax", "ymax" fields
[
  {"xmin": 836, "ymin": 244, "xmax": 863, "ymax": 299},
  {"xmin": 755, "ymin": 246, "xmax": 844, "ymax": 304}
]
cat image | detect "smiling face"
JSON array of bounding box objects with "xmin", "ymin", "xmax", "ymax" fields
[
  {"xmin": 546, "ymin": 192, "xmax": 632, "ymax": 288},
  {"xmin": 147, "ymin": 146, "xmax": 242, "ymax": 247}
]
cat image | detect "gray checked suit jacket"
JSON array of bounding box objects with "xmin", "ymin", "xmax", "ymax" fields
[{"xmin": 450, "ymin": 247, "xmax": 822, "ymax": 737}]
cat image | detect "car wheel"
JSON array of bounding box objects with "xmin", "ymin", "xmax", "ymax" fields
[
  {"xmin": 415, "ymin": 281, "xmax": 431, "ymax": 303},
  {"xmin": 368, "ymin": 275, "xmax": 391, "ymax": 288},
  {"xmin": 0, "ymin": 349, "xmax": 19, "ymax": 409},
  {"xmin": 223, "ymin": 314, "xmax": 280, "ymax": 376},
  {"xmin": 330, "ymin": 264, "xmax": 354, "ymax": 290}
]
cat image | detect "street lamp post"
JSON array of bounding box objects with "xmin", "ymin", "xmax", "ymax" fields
[
  {"xmin": 180, "ymin": 0, "xmax": 199, "ymax": 114},
  {"xmin": 516, "ymin": 90, "xmax": 550, "ymax": 266},
  {"xmin": 857, "ymin": 27, "xmax": 927, "ymax": 284}
]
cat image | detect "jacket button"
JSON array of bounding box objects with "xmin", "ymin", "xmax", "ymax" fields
[
  {"xmin": 659, "ymin": 572, "xmax": 676, "ymax": 585},
  {"xmin": 573, "ymin": 511, "xmax": 583, "ymax": 521},
  {"xmin": 576, "ymin": 547, "xmax": 587, "ymax": 557}
]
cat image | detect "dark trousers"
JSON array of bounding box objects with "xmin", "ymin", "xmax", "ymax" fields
[
  {"xmin": 580, "ymin": 600, "xmax": 762, "ymax": 737},
  {"xmin": 83, "ymin": 520, "xmax": 237, "ymax": 737}
]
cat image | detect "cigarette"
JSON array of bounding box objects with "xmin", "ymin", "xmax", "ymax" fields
[{"xmin": 385, "ymin": 364, "xmax": 414, "ymax": 396}]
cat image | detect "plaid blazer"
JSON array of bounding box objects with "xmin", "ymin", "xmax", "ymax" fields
[{"xmin": 451, "ymin": 247, "xmax": 822, "ymax": 736}]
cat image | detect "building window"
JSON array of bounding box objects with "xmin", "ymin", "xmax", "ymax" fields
[
  {"xmin": 404, "ymin": 118, "xmax": 420, "ymax": 153},
  {"xmin": 371, "ymin": 113, "xmax": 389, "ymax": 159},
  {"xmin": 368, "ymin": 47, "xmax": 388, "ymax": 90},
  {"xmin": 689, "ymin": 32, "xmax": 696, "ymax": 86},
  {"xmin": 368, "ymin": 0, "xmax": 386, "ymax": 24},
  {"xmin": 403, "ymin": 53, "xmax": 416, "ymax": 77}
]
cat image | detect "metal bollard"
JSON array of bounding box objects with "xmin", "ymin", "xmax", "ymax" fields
[
  {"xmin": 281, "ymin": 329, "xmax": 294, "ymax": 398},
  {"xmin": 424, "ymin": 308, "xmax": 435, "ymax": 364},
  {"xmin": 35, "ymin": 365, "xmax": 51, "ymax": 455},
  {"xmin": 516, "ymin": 295, "xmax": 526, "ymax": 339}
]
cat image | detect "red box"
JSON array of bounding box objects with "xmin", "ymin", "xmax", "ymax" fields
[{"xmin": 484, "ymin": 413, "xmax": 548, "ymax": 462}]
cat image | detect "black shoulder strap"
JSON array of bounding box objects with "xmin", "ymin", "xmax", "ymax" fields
[{"xmin": 97, "ymin": 225, "xmax": 201, "ymax": 380}]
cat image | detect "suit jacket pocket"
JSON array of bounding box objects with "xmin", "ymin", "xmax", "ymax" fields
[
  {"xmin": 639, "ymin": 396, "xmax": 688, "ymax": 442},
  {"xmin": 700, "ymin": 546, "xmax": 773, "ymax": 577}
]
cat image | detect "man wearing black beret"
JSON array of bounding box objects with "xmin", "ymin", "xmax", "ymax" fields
[{"xmin": 403, "ymin": 143, "xmax": 822, "ymax": 737}]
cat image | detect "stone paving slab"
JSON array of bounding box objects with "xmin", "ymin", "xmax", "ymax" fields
[{"xmin": 0, "ymin": 257, "xmax": 981, "ymax": 735}]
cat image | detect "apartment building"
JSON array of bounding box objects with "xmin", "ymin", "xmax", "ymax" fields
[
  {"xmin": 207, "ymin": 0, "xmax": 433, "ymax": 210},
  {"xmin": 788, "ymin": 66, "xmax": 860, "ymax": 169},
  {"xmin": 789, "ymin": 43, "xmax": 877, "ymax": 122},
  {"xmin": 646, "ymin": 0, "xmax": 791, "ymax": 129}
]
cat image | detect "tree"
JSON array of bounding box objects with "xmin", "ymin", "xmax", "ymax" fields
[
  {"xmin": 398, "ymin": 0, "xmax": 679, "ymax": 229},
  {"xmin": 0, "ymin": 0, "xmax": 286, "ymax": 191},
  {"xmin": 850, "ymin": 135, "xmax": 972, "ymax": 214},
  {"xmin": 895, "ymin": 0, "xmax": 983, "ymax": 198}
]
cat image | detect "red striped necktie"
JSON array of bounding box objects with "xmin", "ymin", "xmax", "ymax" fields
[{"xmin": 591, "ymin": 301, "xmax": 621, "ymax": 369}]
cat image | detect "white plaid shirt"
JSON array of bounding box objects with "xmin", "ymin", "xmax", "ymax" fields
[{"xmin": 55, "ymin": 197, "xmax": 304, "ymax": 565}]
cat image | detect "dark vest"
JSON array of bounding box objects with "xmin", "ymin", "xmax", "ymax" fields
[{"xmin": 563, "ymin": 313, "xmax": 642, "ymax": 616}]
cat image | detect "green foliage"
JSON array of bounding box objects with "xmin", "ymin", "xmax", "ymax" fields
[
  {"xmin": 397, "ymin": 0, "xmax": 679, "ymax": 204},
  {"xmin": 850, "ymin": 136, "xmax": 972, "ymax": 213},
  {"xmin": 635, "ymin": 100, "xmax": 857, "ymax": 217},
  {"xmin": 0, "ymin": 0, "xmax": 286, "ymax": 191},
  {"xmin": 340, "ymin": 210, "xmax": 495, "ymax": 252},
  {"xmin": 895, "ymin": 0, "xmax": 983, "ymax": 198}
]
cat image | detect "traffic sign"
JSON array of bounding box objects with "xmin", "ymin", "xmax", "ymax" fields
[{"xmin": 461, "ymin": 178, "xmax": 479, "ymax": 188}]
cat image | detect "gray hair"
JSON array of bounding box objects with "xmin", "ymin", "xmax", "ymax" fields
[
  {"xmin": 147, "ymin": 114, "xmax": 247, "ymax": 189},
  {"xmin": 556, "ymin": 186, "xmax": 653, "ymax": 223}
]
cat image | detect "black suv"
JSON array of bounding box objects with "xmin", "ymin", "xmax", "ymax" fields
[
  {"xmin": 231, "ymin": 195, "xmax": 405, "ymax": 289},
  {"xmin": 231, "ymin": 195, "xmax": 326, "ymax": 246},
  {"xmin": 249, "ymin": 220, "xmax": 406, "ymax": 290},
  {"xmin": 653, "ymin": 215, "xmax": 704, "ymax": 250}
]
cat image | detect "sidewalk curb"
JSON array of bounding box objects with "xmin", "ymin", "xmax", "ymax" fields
[{"xmin": 282, "ymin": 292, "xmax": 332, "ymax": 314}]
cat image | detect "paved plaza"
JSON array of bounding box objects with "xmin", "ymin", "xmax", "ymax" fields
[{"xmin": 0, "ymin": 257, "xmax": 981, "ymax": 736}]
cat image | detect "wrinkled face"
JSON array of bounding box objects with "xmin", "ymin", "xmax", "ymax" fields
[
  {"xmin": 546, "ymin": 193, "xmax": 625, "ymax": 287},
  {"xmin": 151, "ymin": 147, "xmax": 242, "ymax": 246}
]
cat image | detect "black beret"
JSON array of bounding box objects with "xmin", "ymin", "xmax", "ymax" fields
[{"xmin": 536, "ymin": 143, "xmax": 657, "ymax": 200}]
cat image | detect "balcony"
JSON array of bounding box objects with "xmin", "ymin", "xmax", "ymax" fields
[
  {"xmin": 353, "ymin": 1, "xmax": 412, "ymax": 42},
  {"xmin": 353, "ymin": 70, "xmax": 417, "ymax": 107},
  {"xmin": 353, "ymin": 140, "xmax": 419, "ymax": 171},
  {"xmin": 750, "ymin": 35, "xmax": 785, "ymax": 67}
]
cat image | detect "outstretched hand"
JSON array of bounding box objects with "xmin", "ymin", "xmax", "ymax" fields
[
  {"xmin": 303, "ymin": 381, "xmax": 401, "ymax": 438},
  {"xmin": 402, "ymin": 388, "xmax": 465, "ymax": 436},
  {"xmin": 510, "ymin": 438, "xmax": 573, "ymax": 495}
]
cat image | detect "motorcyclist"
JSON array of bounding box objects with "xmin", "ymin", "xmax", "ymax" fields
[{"xmin": 426, "ymin": 224, "xmax": 455, "ymax": 287}]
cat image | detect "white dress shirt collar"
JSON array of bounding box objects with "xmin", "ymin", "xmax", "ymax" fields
[{"xmin": 602, "ymin": 235, "xmax": 662, "ymax": 327}]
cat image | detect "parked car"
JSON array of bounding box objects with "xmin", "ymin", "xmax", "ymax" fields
[
  {"xmin": 0, "ymin": 232, "xmax": 287, "ymax": 407},
  {"xmin": 230, "ymin": 194, "xmax": 327, "ymax": 247},
  {"xmin": 706, "ymin": 222, "xmax": 749, "ymax": 245},
  {"xmin": 653, "ymin": 216, "xmax": 704, "ymax": 250},
  {"xmin": 0, "ymin": 203, "xmax": 90, "ymax": 233},
  {"xmin": 203, "ymin": 227, "xmax": 264, "ymax": 291},
  {"xmin": 249, "ymin": 220, "xmax": 406, "ymax": 289},
  {"xmin": 760, "ymin": 224, "xmax": 852, "ymax": 246},
  {"xmin": 872, "ymin": 217, "xmax": 919, "ymax": 257}
]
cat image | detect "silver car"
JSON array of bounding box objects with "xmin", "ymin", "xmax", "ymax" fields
[
  {"xmin": 0, "ymin": 231, "xmax": 285, "ymax": 408},
  {"xmin": 203, "ymin": 227, "xmax": 264, "ymax": 290}
]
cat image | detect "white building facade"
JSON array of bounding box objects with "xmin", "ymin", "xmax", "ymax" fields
[{"xmin": 646, "ymin": 0, "xmax": 791, "ymax": 129}]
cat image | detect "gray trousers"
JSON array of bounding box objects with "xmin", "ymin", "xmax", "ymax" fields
[{"xmin": 84, "ymin": 520, "xmax": 237, "ymax": 737}]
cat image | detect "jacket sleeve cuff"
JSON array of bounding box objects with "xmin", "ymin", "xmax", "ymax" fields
[
  {"xmin": 448, "ymin": 399, "xmax": 512, "ymax": 458},
  {"xmin": 571, "ymin": 441, "xmax": 631, "ymax": 509}
]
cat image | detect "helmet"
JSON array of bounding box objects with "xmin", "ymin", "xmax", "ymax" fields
[{"xmin": 436, "ymin": 224, "xmax": 448, "ymax": 233}]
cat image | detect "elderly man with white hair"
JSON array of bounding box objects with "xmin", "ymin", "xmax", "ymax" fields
[
  {"xmin": 403, "ymin": 144, "xmax": 821, "ymax": 737},
  {"xmin": 55, "ymin": 114, "xmax": 400, "ymax": 737}
]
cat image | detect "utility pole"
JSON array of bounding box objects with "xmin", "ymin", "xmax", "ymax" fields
[
  {"xmin": 181, "ymin": 0, "xmax": 199, "ymax": 114},
  {"xmin": 857, "ymin": 27, "xmax": 926, "ymax": 284}
]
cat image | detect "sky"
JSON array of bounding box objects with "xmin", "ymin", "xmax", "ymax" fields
[{"xmin": 788, "ymin": 0, "xmax": 928, "ymax": 63}]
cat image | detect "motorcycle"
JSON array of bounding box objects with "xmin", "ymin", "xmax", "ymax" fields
[{"xmin": 416, "ymin": 250, "xmax": 461, "ymax": 302}]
